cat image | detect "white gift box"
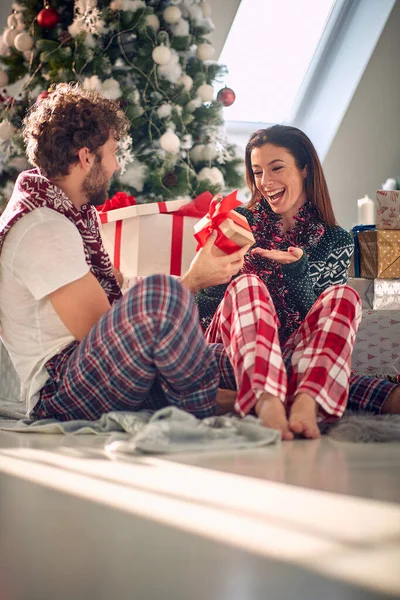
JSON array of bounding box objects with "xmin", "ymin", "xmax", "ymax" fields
[
  {"xmin": 99, "ymin": 199, "xmax": 199, "ymax": 277},
  {"xmin": 348, "ymin": 277, "xmax": 400, "ymax": 310},
  {"xmin": 376, "ymin": 190, "xmax": 400, "ymax": 229}
]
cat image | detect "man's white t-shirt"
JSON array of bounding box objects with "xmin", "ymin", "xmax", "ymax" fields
[{"xmin": 0, "ymin": 207, "xmax": 90, "ymax": 414}]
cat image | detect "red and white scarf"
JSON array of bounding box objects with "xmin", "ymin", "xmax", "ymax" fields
[{"xmin": 0, "ymin": 169, "xmax": 122, "ymax": 304}]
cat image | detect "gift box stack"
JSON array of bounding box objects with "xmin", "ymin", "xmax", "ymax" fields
[{"xmin": 348, "ymin": 190, "xmax": 400, "ymax": 310}]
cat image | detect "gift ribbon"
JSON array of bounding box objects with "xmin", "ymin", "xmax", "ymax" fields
[
  {"xmin": 352, "ymin": 224, "xmax": 375, "ymax": 278},
  {"xmin": 97, "ymin": 191, "xmax": 136, "ymax": 215},
  {"xmin": 194, "ymin": 190, "xmax": 249, "ymax": 254}
]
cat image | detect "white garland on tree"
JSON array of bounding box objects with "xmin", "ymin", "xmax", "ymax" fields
[
  {"xmin": 157, "ymin": 48, "xmax": 182, "ymax": 84},
  {"xmin": 116, "ymin": 136, "xmax": 134, "ymax": 175},
  {"xmin": 119, "ymin": 159, "xmax": 147, "ymax": 191},
  {"xmin": 68, "ymin": 0, "xmax": 105, "ymax": 38}
]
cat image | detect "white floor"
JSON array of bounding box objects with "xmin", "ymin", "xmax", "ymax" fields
[{"xmin": 0, "ymin": 431, "xmax": 399, "ymax": 599}]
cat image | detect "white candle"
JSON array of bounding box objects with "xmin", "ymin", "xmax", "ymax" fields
[{"xmin": 357, "ymin": 195, "xmax": 374, "ymax": 225}]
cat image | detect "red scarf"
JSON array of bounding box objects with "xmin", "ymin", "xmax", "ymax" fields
[{"xmin": 0, "ymin": 169, "xmax": 122, "ymax": 304}]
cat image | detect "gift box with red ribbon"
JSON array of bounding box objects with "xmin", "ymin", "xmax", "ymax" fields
[
  {"xmin": 97, "ymin": 191, "xmax": 212, "ymax": 277},
  {"xmin": 194, "ymin": 190, "xmax": 255, "ymax": 254}
]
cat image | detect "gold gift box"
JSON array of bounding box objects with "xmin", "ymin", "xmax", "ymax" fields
[{"xmin": 353, "ymin": 229, "xmax": 400, "ymax": 279}]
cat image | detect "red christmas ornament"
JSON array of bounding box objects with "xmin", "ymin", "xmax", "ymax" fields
[
  {"xmin": 37, "ymin": 91, "xmax": 49, "ymax": 102},
  {"xmin": 217, "ymin": 87, "xmax": 236, "ymax": 107},
  {"xmin": 37, "ymin": 6, "xmax": 60, "ymax": 29}
]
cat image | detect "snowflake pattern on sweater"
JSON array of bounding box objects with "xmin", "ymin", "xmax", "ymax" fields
[{"xmin": 195, "ymin": 198, "xmax": 354, "ymax": 344}]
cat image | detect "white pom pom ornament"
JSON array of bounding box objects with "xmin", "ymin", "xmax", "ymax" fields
[
  {"xmin": 152, "ymin": 45, "xmax": 171, "ymax": 65},
  {"xmin": 14, "ymin": 32, "xmax": 34, "ymax": 52},
  {"xmin": 196, "ymin": 43, "xmax": 215, "ymax": 61},
  {"xmin": 197, "ymin": 83, "xmax": 214, "ymax": 102},
  {"xmin": 146, "ymin": 14, "xmax": 160, "ymax": 32},
  {"xmin": 3, "ymin": 28, "xmax": 18, "ymax": 47},
  {"xmin": 163, "ymin": 6, "xmax": 181, "ymax": 24},
  {"xmin": 178, "ymin": 74, "xmax": 193, "ymax": 92},
  {"xmin": 198, "ymin": 166, "xmax": 225, "ymax": 188},
  {"xmin": 159, "ymin": 129, "xmax": 180, "ymax": 154}
]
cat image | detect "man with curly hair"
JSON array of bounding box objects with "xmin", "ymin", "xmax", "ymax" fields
[{"xmin": 0, "ymin": 83, "xmax": 248, "ymax": 421}]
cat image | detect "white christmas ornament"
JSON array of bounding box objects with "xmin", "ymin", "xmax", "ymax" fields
[
  {"xmin": 196, "ymin": 43, "xmax": 215, "ymax": 61},
  {"xmin": 172, "ymin": 18, "xmax": 189, "ymax": 36},
  {"xmin": 0, "ymin": 38, "xmax": 9, "ymax": 57},
  {"xmin": 163, "ymin": 6, "xmax": 181, "ymax": 24},
  {"xmin": 15, "ymin": 12, "xmax": 25, "ymax": 31},
  {"xmin": 202, "ymin": 143, "xmax": 218, "ymax": 161},
  {"xmin": 0, "ymin": 70, "xmax": 9, "ymax": 87},
  {"xmin": 82, "ymin": 75, "xmax": 102, "ymax": 92},
  {"xmin": 0, "ymin": 120, "xmax": 16, "ymax": 140},
  {"xmin": 102, "ymin": 78, "xmax": 122, "ymax": 100},
  {"xmin": 120, "ymin": 0, "xmax": 145, "ymax": 11},
  {"xmin": 146, "ymin": 14, "xmax": 160, "ymax": 32},
  {"xmin": 197, "ymin": 83, "xmax": 214, "ymax": 102},
  {"xmin": 157, "ymin": 48, "xmax": 181, "ymax": 83},
  {"xmin": 152, "ymin": 45, "xmax": 171, "ymax": 65},
  {"xmin": 186, "ymin": 97, "xmax": 202, "ymax": 113},
  {"xmin": 190, "ymin": 144, "xmax": 205, "ymax": 164},
  {"xmin": 7, "ymin": 14, "xmax": 18, "ymax": 28},
  {"xmin": 3, "ymin": 28, "xmax": 18, "ymax": 47},
  {"xmin": 198, "ymin": 166, "xmax": 225, "ymax": 188},
  {"xmin": 157, "ymin": 103, "xmax": 172, "ymax": 119},
  {"xmin": 14, "ymin": 32, "xmax": 34, "ymax": 52},
  {"xmin": 178, "ymin": 74, "xmax": 193, "ymax": 91},
  {"xmin": 200, "ymin": 2, "xmax": 212, "ymax": 17},
  {"xmin": 160, "ymin": 129, "xmax": 180, "ymax": 154}
]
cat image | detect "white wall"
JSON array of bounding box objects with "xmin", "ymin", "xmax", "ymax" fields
[{"xmin": 323, "ymin": 0, "xmax": 400, "ymax": 229}]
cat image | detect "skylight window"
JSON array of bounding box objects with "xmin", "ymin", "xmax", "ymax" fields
[{"xmin": 219, "ymin": 0, "xmax": 336, "ymax": 123}]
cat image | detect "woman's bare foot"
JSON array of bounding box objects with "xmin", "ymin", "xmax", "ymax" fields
[
  {"xmin": 215, "ymin": 388, "xmax": 237, "ymax": 415},
  {"xmin": 255, "ymin": 393, "xmax": 294, "ymax": 441},
  {"xmin": 289, "ymin": 393, "xmax": 320, "ymax": 439}
]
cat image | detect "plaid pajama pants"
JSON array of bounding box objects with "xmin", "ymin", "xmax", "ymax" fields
[
  {"xmin": 205, "ymin": 275, "xmax": 364, "ymax": 421},
  {"xmin": 33, "ymin": 274, "xmax": 396, "ymax": 421}
]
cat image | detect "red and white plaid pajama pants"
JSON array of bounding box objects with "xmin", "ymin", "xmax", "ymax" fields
[{"xmin": 205, "ymin": 274, "xmax": 362, "ymax": 421}]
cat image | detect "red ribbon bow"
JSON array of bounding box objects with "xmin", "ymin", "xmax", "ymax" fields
[
  {"xmin": 97, "ymin": 191, "xmax": 136, "ymax": 213},
  {"xmin": 173, "ymin": 191, "xmax": 214, "ymax": 218},
  {"xmin": 194, "ymin": 190, "xmax": 249, "ymax": 254}
]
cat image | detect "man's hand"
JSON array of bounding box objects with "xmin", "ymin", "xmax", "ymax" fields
[
  {"xmin": 251, "ymin": 246, "xmax": 303, "ymax": 264},
  {"xmin": 181, "ymin": 231, "xmax": 251, "ymax": 293}
]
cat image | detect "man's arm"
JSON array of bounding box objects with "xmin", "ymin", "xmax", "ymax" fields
[
  {"xmin": 180, "ymin": 231, "xmax": 250, "ymax": 294},
  {"xmin": 48, "ymin": 271, "xmax": 111, "ymax": 341}
]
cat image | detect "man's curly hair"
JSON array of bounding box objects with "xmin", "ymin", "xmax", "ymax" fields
[{"xmin": 23, "ymin": 82, "xmax": 130, "ymax": 179}]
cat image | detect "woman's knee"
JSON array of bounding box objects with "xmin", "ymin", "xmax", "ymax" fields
[
  {"xmin": 227, "ymin": 273, "xmax": 272, "ymax": 299},
  {"xmin": 320, "ymin": 284, "xmax": 362, "ymax": 310}
]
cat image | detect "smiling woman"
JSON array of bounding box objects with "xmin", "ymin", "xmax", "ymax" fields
[{"xmin": 195, "ymin": 124, "xmax": 400, "ymax": 437}]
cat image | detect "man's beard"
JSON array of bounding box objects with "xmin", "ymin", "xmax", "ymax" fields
[{"xmin": 82, "ymin": 156, "xmax": 110, "ymax": 207}]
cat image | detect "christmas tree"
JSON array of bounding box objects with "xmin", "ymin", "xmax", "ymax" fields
[{"xmin": 0, "ymin": 0, "xmax": 242, "ymax": 213}]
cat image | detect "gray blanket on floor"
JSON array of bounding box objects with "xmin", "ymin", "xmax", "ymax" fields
[
  {"xmin": 0, "ymin": 405, "xmax": 280, "ymax": 454},
  {"xmin": 1, "ymin": 402, "xmax": 400, "ymax": 448}
]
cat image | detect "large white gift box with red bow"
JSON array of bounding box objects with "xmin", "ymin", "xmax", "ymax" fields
[{"xmin": 98, "ymin": 199, "xmax": 200, "ymax": 277}]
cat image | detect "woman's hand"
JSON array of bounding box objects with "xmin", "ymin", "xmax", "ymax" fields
[{"xmin": 251, "ymin": 246, "xmax": 303, "ymax": 264}]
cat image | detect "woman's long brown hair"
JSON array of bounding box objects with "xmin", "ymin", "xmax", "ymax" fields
[{"xmin": 245, "ymin": 125, "xmax": 337, "ymax": 226}]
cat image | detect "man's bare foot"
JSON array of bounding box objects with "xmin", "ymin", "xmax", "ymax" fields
[
  {"xmin": 255, "ymin": 393, "xmax": 294, "ymax": 441},
  {"xmin": 215, "ymin": 388, "xmax": 237, "ymax": 415},
  {"xmin": 289, "ymin": 393, "xmax": 320, "ymax": 439},
  {"xmin": 381, "ymin": 386, "xmax": 400, "ymax": 414}
]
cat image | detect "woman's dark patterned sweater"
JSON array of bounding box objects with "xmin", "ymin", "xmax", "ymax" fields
[{"xmin": 195, "ymin": 198, "xmax": 354, "ymax": 344}]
